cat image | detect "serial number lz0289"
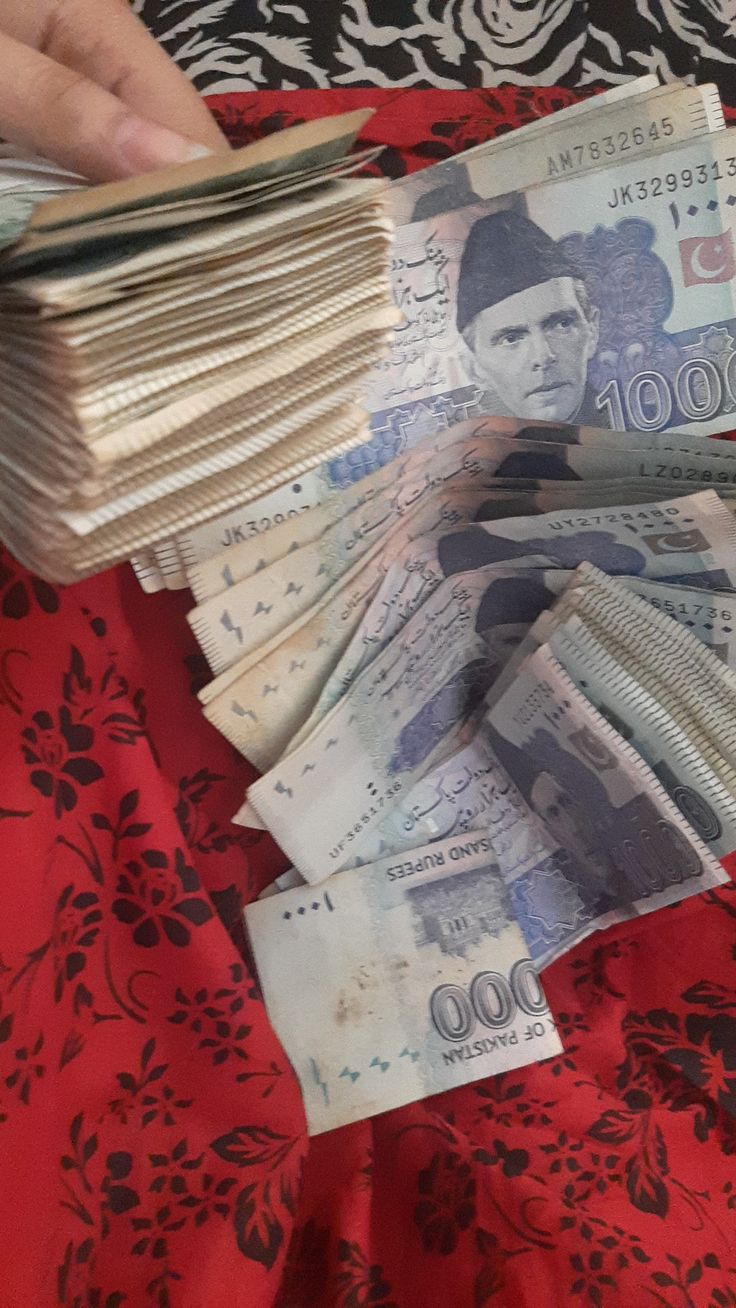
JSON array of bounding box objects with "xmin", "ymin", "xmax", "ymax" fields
[{"xmin": 607, "ymin": 157, "xmax": 736, "ymax": 208}]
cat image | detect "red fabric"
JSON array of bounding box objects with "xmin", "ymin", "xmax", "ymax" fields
[{"xmin": 2, "ymin": 90, "xmax": 736, "ymax": 1308}]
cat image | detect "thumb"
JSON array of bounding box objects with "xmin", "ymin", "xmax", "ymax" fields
[{"xmin": 0, "ymin": 29, "xmax": 220, "ymax": 182}]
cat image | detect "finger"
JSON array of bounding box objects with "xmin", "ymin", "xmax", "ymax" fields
[
  {"xmin": 0, "ymin": 30, "xmax": 217, "ymax": 181},
  {"xmin": 1, "ymin": 0, "xmax": 226, "ymax": 153}
]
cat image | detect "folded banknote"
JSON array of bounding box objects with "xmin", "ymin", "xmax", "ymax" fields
[{"xmin": 245, "ymin": 832, "xmax": 562, "ymax": 1133}]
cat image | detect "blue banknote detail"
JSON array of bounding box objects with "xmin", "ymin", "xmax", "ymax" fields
[
  {"xmin": 486, "ymin": 722, "xmax": 706, "ymax": 942},
  {"xmin": 651, "ymin": 569, "xmax": 733, "ymax": 588},
  {"xmin": 560, "ymin": 218, "xmax": 679, "ymax": 408},
  {"xmin": 406, "ymin": 865, "xmax": 513, "ymax": 958},
  {"xmin": 650, "ymin": 760, "xmax": 723, "ymax": 843},
  {"xmin": 455, "ymin": 207, "xmax": 736, "ymax": 432},
  {"xmin": 438, "ymin": 526, "xmax": 648, "ymax": 578},
  {"xmin": 509, "ymin": 854, "xmax": 591, "ymax": 960},
  {"xmin": 474, "ymin": 574, "xmax": 558, "ymax": 636},
  {"xmin": 325, "ymin": 388, "xmax": 485, "ymax": 490},
  {"xmin": 382, "ymin": 172, "xmax": 736, "ymax": 437},
  {"xmin": 388, "ymin": 657, "xmax": 492, "ymax": 775}
]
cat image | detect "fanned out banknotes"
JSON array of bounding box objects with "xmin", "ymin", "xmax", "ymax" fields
[
  {"xmin": 0, "ymin": 114, "xmax": 396, "ymax": 581},
  {"xmin": 237, "ymin": 432, "xmax": 736, "ymax": 1133},
  {"xmin": 8, "ymin": 75, "xmax": 736, "ymax": 1133}
]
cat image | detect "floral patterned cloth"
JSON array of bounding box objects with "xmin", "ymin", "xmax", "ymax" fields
[{"xmin": 2, "ymin": 90, "xmax": 736, "ymax": 1308}]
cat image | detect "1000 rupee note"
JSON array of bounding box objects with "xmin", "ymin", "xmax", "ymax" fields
[
  {"xmin": 245, "ymin": 489, "xmax": 736, "ymax": 883},
  {"xmin": 517, "ymin": 566, "xmax": 736, "ymax": 796},
  {"xmin": 162, "ymin": 400, "xmax": 736, "ymax": 594},
  {"xmin": 623, "ymin": 574, "xmax": 736, "ymax": 662},
  {"xmin": 484, "ymin": 644, "xmax": 728, "ymax": 966},
  {"xmin": 185, "ymin": 416, "xmax": 736, "ymax": 605},
  {"xmin": 547, "ymin": 612, "xmax": 736, "ymax": 863},
  {"xmin": 367, "ymin": 124, "xmax": 736, "ymax": 441},
  {"xmin": 245, "ymin": 832, "xmax": 561, "ymax": 1134},
  {"xmin": 287, "ymin": 489, "xmax": 736, "ymax": 754},
  {"xmin": 247, "ymin": 571, "xmax": 504, "ymax": 881},
  {"xmin": 389, "ymin": 82, "xmax": 723, "ymax": 223},
  {"xmin": 206, "ymin": 491, "xmax": 736, "ymax": 773}
]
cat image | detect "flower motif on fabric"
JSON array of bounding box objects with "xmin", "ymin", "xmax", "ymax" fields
[
  {"xmin": 148, "ymin": 1141, "xmax": 237, "ymax": 1230},
  {"xmin": 112, "ymin": 847, "xmax": 213, "ymax": 948},
  {"xmin": 21, "ymin": 707, "xmax": 104, "ymax": 817},
  {"xmin": 0, "ymin": 551, "xmax": 59, "ymax": 619},
  {"xmin": 413, "ymin": 1151, "xmax": 476, "ymax": 1254},
  {"xmin": 51, "ymin": 884, "xmax": 102, "ymax": 1002},
  {"xmin": 667, "ymin": 1013, "xmax": 736, "ymax": 1120},
  {"xmin": 63, "ymin": 645, "xmax": 154, "ymax": 756}
]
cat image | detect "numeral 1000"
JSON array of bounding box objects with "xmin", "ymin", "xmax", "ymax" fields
[
  {"xmin": 595, "ymin": 356, "xmax": 731, "ymax": 431},
  {"xmin": 430, "ymin": 959, "xmax": 548, "ymax": 1042}
]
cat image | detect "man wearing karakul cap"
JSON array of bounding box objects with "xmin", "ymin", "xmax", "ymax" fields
[{"xmin": 457, "ymin": 210, "xmax": 601, "ymax": 424}]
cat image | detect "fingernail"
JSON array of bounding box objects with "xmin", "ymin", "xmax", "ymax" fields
[{"xmin": 113, "ymin": 115, "xmax": 215, "ymax": 175}]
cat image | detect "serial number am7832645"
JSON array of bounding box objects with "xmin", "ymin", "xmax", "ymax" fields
[{"xmin": 547, "ymin": 116, "xmax": 675, "ymax": 178}]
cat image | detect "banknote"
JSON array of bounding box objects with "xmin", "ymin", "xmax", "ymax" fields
[
  {"xmin": 291, "ymin": 483, "xmax": 736, "ymax": 745},
  {"xmin": 238, "ymin": 720, "xmax": 537, "ymax": 872},
  {"xmin": 183, "ymin": 416, "xmax": 533, "ymax": 600},
  {"xmin": 484, "ymin": 644, "xmax": 727, "ymax": 964},
  {"xmin": 247, "ymin": 572, "xmax": 507, "ymax": 882},
  {"xmin": 189, "ymin": 481, "xmax": 489, "ymax": 673},
  {"xmin": 185, "ymin": 417, "xmax": 736, "ymax": 604},
  {"xmin": 337, "ymin": 728, "xmax": 546, "ymax": 872},
  {"xmin": 518, "ymin": 566, "xmax": 736, "ymax": 792},
  {"xmin": 257, "ymin": 866, "xmax": 306, "ymax": 899},
  {"xmin": 4, "ymin": 110, "xmax": 376, "ymax": 269},
  {"xmin": 0, "ymin": 149, "xmax": 85, "ymax": 249},
  {"xmin": 365, "ymin": 123, "xmax": 736, "ymax": 441},
  {"xmin": 389, "ymin": 83, "xmax": 723, "ymax": 224},
  {"xmin": 245, "ymin": 495, "xmax": 736, "ymax": 884},
  {"xmin": 546, "ymin": 613, "xmax": 736, "ymax": 861},
  {"xmin": 286, "ymin": 563, "xmax": 565, "ymax": 760},
  {"xmin": 289, "ymin": 489, "xmax": 736, "ymax": 741},
  {"xmin": 183, "ymin": 413, "xmax": 564, "ymax": 601},
  {"xmin": 196, "ymin": 483, "xmax": 736, "ymax": 686},
  {"xmin": 244, "ymin": 833, "xmax": 561, "ymax": 1134},
  {"xmin": 202, "ymin": 558, "xmax": 542, "ymax": 774},
  {"xmin": 437, "ymin": 490, "xmax": 736, "ymax": 583},
  {"xmin": 623, "ymin": 574, "xmax": 736, "ymax": 662},
  {"xmin": 165, "ymin": 404, "xmax": 736, "ymax": 593},
  {"xmin": 203, "ymin": 491, "xmax": 736, "ymax": 772},
  {"xmin": 489, "ymin": 565, "xmax": 736, "ymax": 705},
  {"xmin": 190, "ymin": 474, "xmax": 670, "ymax": 678}
]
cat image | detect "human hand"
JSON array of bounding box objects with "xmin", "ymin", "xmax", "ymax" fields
[{"xmin": 0, "ymin": 0, "xmax": 228, "ymax": 182}]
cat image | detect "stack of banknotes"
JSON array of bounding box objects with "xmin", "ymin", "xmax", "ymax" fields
[
  {"xmin": 0, "ymin": 112, "xmax": 395, "ymax": 581},
  {"xmin": 8, "ymin": 72, "xmax": 736, "ymax": 1133},
  {"xmin": 173, "ymin": 75, "xmax": 736, "ymax": 1133}
]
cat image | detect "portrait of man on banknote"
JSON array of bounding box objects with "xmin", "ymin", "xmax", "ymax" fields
[{"xmin": 457, "ymin": 210, "xmax": 601, "ymax": 425}]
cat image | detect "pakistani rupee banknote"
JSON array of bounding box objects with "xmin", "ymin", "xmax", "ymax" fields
[
  {"xmin": 245, "ymin": 833, "xmax": 561, "ymax": 1134},
  {"xmin": 143, "ymin": 74, "xmax": 725, "ymax": 589},
  {"xmin": 484, "ymin": 644, "xmax": 728, "ymax": 964},
  {"xmin": 545, "ymin": 611, "xmax": 736, "ymax": 861},
  {"xmin": 185, "ymin": 416, "xmax": 736, "ymax": 607},
  {"xmin": 534, "ymin": 569, "xmax": 736, "ymax": 793},
  {"xmin": 198, "ymin": 489, "xmax": 736, "ymax": 774},
  {"xmin": 623, "ymin": 575, "xmax": 736, "ymax": 662},
  {"xmin": 287, "ymin": 485, "xmax": 736, "ymax": 753},
  {"xmin": 246, "ymin": 491, "xmax": 736, "ymax": 880},
  {"xmin": 366, "ymin": 122, "xmax": 736, "ymax": 442},
  {"xmin": 222, "ymin": 490, "xmax": 736, "ymax": 772}
]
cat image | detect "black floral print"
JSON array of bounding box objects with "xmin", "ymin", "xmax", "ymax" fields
[
  {"xmin": 111, "ymin": 848, "xmax": 212, "ymax": 948},
  {"xmin": 21, "ymin": 707, "xmax": 104, "ymax": 816}
]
